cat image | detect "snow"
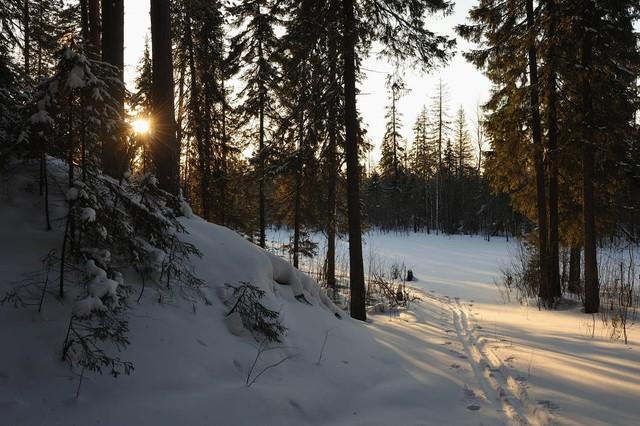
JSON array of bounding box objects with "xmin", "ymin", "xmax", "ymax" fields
[
  {"xmin": 1, "ymin": 166, "xmax": 639, "ymax": 425},
  {"xmin": 87, "ymin": 276, "xmax": 119, "ymax": 299},
  {"xmin": 80, "ymin": 207, "xmax": 96, "ymax": 223},
  {"xmin": 267, "ymin": 229, "xmax": 640, "ymax": 425},
  {"xmin": 85, "ymin": 259, "xmax": 107, "ymax": 279},
  {"xmin": 66, "ymin": 65, "xmax": 86, "ymax": 89},
  {"xmin": 65, "ymin": 187, "xmax": 79, "ymax": 201},
  {"xmin": 73, "ymin": 296, "xmax": 106, "ymax": 317}
]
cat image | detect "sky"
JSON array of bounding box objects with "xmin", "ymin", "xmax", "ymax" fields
[{"xmin": 123, "ymin": 0, "xmax": 489, "ymax": 164}]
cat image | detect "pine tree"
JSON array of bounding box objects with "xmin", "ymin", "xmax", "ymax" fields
[
  {"xmin": 227, "ymin": 0, "xmax": 283, "ymax": 248},
  {"xmin": 341, "ymin": 0, "xmax": 454, "ymax": 320}
]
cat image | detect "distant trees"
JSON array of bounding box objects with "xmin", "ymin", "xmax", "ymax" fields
[{"xmin": 364, "ymin": 96, "xmax": 513, "ymax": 237}]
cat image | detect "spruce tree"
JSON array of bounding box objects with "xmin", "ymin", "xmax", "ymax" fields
[{"xmin": 227, "ymin": 0, "xmax": 283, "ymax": 248}]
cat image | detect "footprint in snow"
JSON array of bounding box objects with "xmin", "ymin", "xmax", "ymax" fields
[
  {"xmin": 462, "ymin": 386, "xmax": 484, "ymax": 412},
  {"xmin": 537, "ymin": 400, "xmax": 560, "ymax": 410}
]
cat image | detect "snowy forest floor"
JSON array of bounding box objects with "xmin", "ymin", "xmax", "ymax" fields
[
  {"xmin": 270, "ymin": 230, "xmax": 640, "ymax": 425},
  {"xmin": 1, "ymin": 162, "xmax": 639, "ymax": 425}
]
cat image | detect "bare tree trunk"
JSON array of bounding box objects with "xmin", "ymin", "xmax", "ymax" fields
[
  {"xmin": 80, "ymin": 0, "xmax": 88, "ymax": 42},
  {"xmin": 546, "ymin": 0, "xmax": 561, "ymax": 300},
  {"xmin": 568, "ymin": 245, "xmax": 581, "ymax": 295},
  {"xmin": 150, "ymin": 0, "xmax": 179, "ymax": 194},
  {"xmin": 526, "ymin": 0, "xmax": 551, "ymax": 307},
  {"xmin": 258, "ymin": 37, "xmax": 267, "ymax": 248},
  {"xmin": 185, "ymin": 10, "xmax": 208, "ymax": 218},
  {"xmin": 342, "ymin": 0, "xmax": 366, "ymax": 321},
  {"xmin": 326, "ymin": 45, "xmax": 338, "ymax": 296},
  {"xmin": 581, "ymin": 0, "xmax": 599, "ymax": 314},
  {"xmin": 88, "ymin": 0, "xmax": 100, "ymax": 59},
  {"xmin": 219, "ymin": 77, "xmax": 229, "ymax": 227},
  {"xmin": 23, "ymin": 0, "xmax": 30, "ymax": 79},
  {"xmin": 101, "ymin": 0, "xmax": 125, "ymax": 177},
  {"xmin": 293, "ymin": 101, "xmax": 303, "ymax": 269}
]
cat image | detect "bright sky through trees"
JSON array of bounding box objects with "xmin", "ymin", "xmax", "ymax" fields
[{"xmin": 123, "ymin": 0, "xmax": 489, "ymax": 163}]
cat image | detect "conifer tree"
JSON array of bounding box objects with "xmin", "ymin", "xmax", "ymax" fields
[
  {"xmin": 227, "ymin": 0, "xmax": 283, "ymax": 248},
  {"xmin": 341, "ymin": 0, "xmax": 454, "ymax": 319}
]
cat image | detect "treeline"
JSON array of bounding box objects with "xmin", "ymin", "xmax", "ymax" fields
[
  {"xmin": 362, "ymin": 78, "xmax": 519, "ymax": 236},
  {"xmin": 459, "ymin": 0, "xmax": 640, "ymax": 311}
]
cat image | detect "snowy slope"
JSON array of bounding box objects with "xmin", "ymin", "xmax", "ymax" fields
[
  {"xmin": 1, "ymin": 165, "xmax": 494, "ymax": 426},
  {"xmin": 3, "ymin": 164, "xmax": 639, "ymax": 426}
]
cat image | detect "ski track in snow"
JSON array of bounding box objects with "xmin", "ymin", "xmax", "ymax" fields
[{"xmin": 418, "ymin": 289, "xmax": 553, "ymax": 426}]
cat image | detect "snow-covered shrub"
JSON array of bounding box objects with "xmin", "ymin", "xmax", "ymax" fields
[
  {"xmin": 366, "ymin": 257, "xmax": 414, "ymax": 310},
  {"xmin": 2, "ymin": 44, "xmax": 203, "ymax": 385},
  {"xmin": 222, "ymin": 282, "xmax": 287, "ymax": 343}
]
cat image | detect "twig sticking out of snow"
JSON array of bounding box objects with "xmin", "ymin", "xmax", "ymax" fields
[
  {"xmin": 315, "ymin": 328, "xmax": 334, "ymax": 366},
  {"xmin": 245, "ymin": 341, "xmax": 296, "ymax": 387}
]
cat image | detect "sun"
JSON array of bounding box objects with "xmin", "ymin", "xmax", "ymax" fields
[{"xmin": 132, "ymin": 118, "xmax": 150, "ymax": 134}]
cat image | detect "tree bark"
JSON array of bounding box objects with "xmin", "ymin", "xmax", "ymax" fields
[
  {"xmin": 293, "ymin": 98, "xmax": 304, "ymax": 269},
  {"xmin": 526, "ymin": 0, "xmax": 551, "ymax": 306},
  {"xmin": 258, "ymin": 34, "xmax": 267, "ymax": 248},
  {"xmin": 88, "ymin": 0, "xmax": 101, "ymax": 59},
  {"xmin": 342, "ymin": 0, "xmax": 366, "ymax": 321},
  {"xmin": 568, "ymin": 245, "xmax": 581, "ymax": 295},
  {"xmin": 185, "ymin": 9, "xmax": 208, "ymax": 218},
  {"xmin": 581, "ymin": 0, "xmax": 599, "ymax": 313},
  {"xmin": 23, "ymin": 0, "xmax": 30, "ymax": 79},
  {"xmin": 101, "ymin": 0, "xmax": 125, "ymax": 177},
  {"xmin": 220, "ymin": 78, "xmax": 229, "ymax": 227},
  {"xmin": 546, "ymin": 0, "xmax": 561, "ymax": 300},
  {"xmin": 150, "ymin": 0, "xmax": 179, "ymax": 194},
  {"xmin": 80, "ymin": 0, "xmax": 89, "ymax": 43},
  {"xmin": 326, "ymin": 40, "xmax": 338, "ymax": 296}
]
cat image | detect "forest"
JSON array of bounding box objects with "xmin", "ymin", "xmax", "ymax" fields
[{"xmin": 0, "ymin": 0, "xmax": 639, "ymax": 425}]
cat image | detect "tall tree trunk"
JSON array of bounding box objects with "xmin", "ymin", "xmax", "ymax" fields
[
  {"xmin": 326, "ymin": 43, "xmax": 338, "ymax": 296},
  {"xmin": 220, "ymin": 78, "xmax": 228, "ymax": 227},
  {"xmin": 526, "ymin": 0, "xmax": 551, "ymax": 306},
  {"xmin": 23, "ymin": 0, "xmax": 29, "ymax": 80},
  {"xmin": 293, "ymin": 98, "xmax": 304, "ymax": 269},
  {"xmin": 342, "ymin": 0, "xmax": 366, "ymax": 321},
  {"xmin": 258, "ymin": 37, "xmax": 267, "ymax": 248},
  {"xmin": 546, "ymin": 0, "xmax": 561, "ymax": 300},
  {"xmin": 80, "ymin": 0, "xmax": 89, "ymax": 42},
  {"xmin": 101, "ymin": 0, "xmax": 125, "ymax": 177},
  {"xmin": 581, "ymin": 0, "xmax": 599, "ymax": 314},
  {"xmin": 88, "ymin": 0, "xmax": 101, "ymax": 59},
  {"xmin": 185, "ymin": 11, "xmax": 208, "ymax": 218},
  {"xmin": 568, "ymin": 245, "xmax": 581, "ymax": 295},
  {"xmin": 150, "ymin": 0, "xmax": 179, "ymax": 194}
]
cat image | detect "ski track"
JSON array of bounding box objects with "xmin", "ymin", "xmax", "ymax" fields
[{"xmin": 418, "ymin": 289, "xmax": 553, "ymax": 426}]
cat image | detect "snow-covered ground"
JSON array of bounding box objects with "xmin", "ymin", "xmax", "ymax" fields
[
  {"xmin": 1, "ymin": 164, "xmax": 639, "ymax": 425},
  {"xmin": 269, "ymin": 229, "xmax": 640, "ymax": 425}
]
